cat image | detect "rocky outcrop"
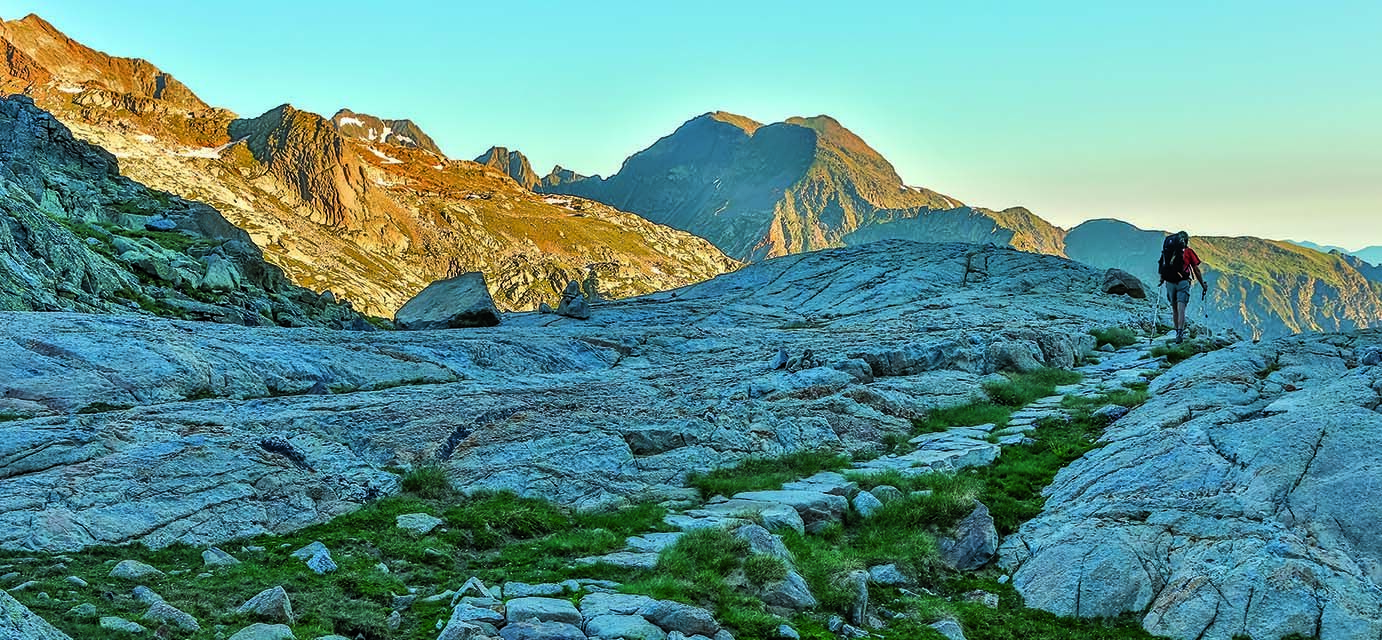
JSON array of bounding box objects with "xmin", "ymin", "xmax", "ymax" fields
[
  {"xmin": 1, "ymin": 589, "xmax": 72, "ymax": 640},
  {"xmin": 1101, "ymin": 268, "xmax": 1145, "ymax": 299},
  {"xmin": 0, "ymin": 15, "xmax": 738, "ymax": 317},
  {"xmin": 394, "ymin": 271, "xmax": 501, "ymax": 329},
  {"xmin": 999, "ymin": 329, "xmax": 1382, "ymax": 640},
  {"xmin": 0, "ymin": 241, "xmax": 1142, "ymax": 552},
  {"xmin": 332, "ymin": 108, "xmax": 444, "ymax": 156},
  {"xmin": 541, "ymin": 111, "xmax": 1064, "ymax": 262},
  {"xmin": 0, "ymin": 94, "xmax": 363, "ymax": 327},
  {"xmin": 475, "ymin": 146, "xmax": 540, "ymax": 189}
]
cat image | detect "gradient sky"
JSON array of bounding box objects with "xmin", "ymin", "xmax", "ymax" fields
[{"xmin": 5, "ymin": 0, "xmax": 1380, "ymax": 249}]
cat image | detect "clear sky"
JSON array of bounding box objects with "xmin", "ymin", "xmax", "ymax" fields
[{"xmin": 4, "ymin": 0, "xmax": 1381, "ymax": 249}]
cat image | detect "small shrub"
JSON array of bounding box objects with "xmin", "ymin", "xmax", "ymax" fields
[
  {"xmin": 912, "ymin": 402, "xmax": 1012, "ymax": 433},
  {"xmin": 400, "ymin": 465, "xmax": 455, "ymax": 499},
  {"xmin": 1089, "ymin": 326, "xmax": 1139, "ymax": 349},
  {"xmin": 1150, "ymin": 340, "xmax": 1214, "ymax": 363},
  {"xmin": 982, "ymin": 368, "xmax": 1081, "ymax": 408}
]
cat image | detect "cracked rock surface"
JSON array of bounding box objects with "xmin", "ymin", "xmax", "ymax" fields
[
  {"xmin": 999, "ymin": 330, "xmax": 1382, "ymax": 640},
  {"xmin": 0, "ymin": 241, "xmax": 1142, "ymax": 552}
]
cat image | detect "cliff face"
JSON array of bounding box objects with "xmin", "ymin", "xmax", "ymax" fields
[
  {"xmin": 0, "ymin": 14, "xmax": 738, "ymax": 317},
  {"xmin": 475, "ymin": 146, "xmax": 540, "ymax": 189},
  {"xmin": 541, "ymin": 112, "xmax": 1065, "ymax": 261},
  {"xmin": 1065, "ymin": 218, "xmax": 1382, "ymax": 339},
  {"xmin": 0, "ymin": 95, "xmax": 363, "ymax": 327}
]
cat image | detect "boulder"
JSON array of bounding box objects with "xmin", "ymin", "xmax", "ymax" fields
[
  {"xmin": 733, "ymin": 525, "xmax": 794, "ymax": 565},
  {"xmin": 938, "ymin": 502, "xmax": 998, "ymax": 571},
  {"xmin": 929, "ymin": 619, "xmax": 967, "ymax": 640},
  {"xmin": 436, "ymin": 609, "xmax": 483, "ymax": 640},
  {"xmin": 579, "ymin": 592, "xmax": 657, "ymax": 621},
  {"xmin": 291, "ymin": 542, "xmax": 337, "ymax": 574},
  {"xmin": 237, "ymin": 585, "xmax": 294, "ymax": 623},
  {"xmin": 99, "ymin": 616, "xmax": 146, "ymax": 634},
  {"xmin": 395, "ymin": 512, "xmax": 445, "ymax": 535},
  {"xmin": 199, "ymin": 253, "xmax": 242, "ymax": 291},
  {"xmin": 867, "ymin": 564, "xmax": 909, "ymax": 586},
  {"xmin": 851, "ymin": 491, "xmax": 884, "ymax": 518},
  {"xmin": 1, "ymin": 590, "xmax": 73, "ymax": 639},
  {"xmin": 498, "ymin": 620, "xmax": 586, "ymax": 640},
  {"xmin": 203, "ymin": 547, "xmax": 240, "ymax": 566},
  {"xmin": 844, "ymin": 569, "xmax": 869, "ymax": 626},
  {"xmin": 730, "ymin": 490, "xmax": 848, "ymax": 533},
  {"xmin": 555, "ymin": 280, "xmax": 591, "ymax": 320},
  {"xmin": 1101, "ymin": 268, "xmax": 1146, "ymax": 299},
  {"xmin": 505, "ymin": 597, "xmax": 581, "ymax": 625},
  {"xmin": 448, "ymin": 603, "xmax": 504, "ymax": 625},
  {"xmin": 143, "ymin": 599, "xmax": 200, "ymax": 630},
  {"xmin": 755, "ymin": 570, "xmax": 818, "ymax": 610},
  {"xmin": 229, "ymin": 623, "xmax": 296, "ymax": 640},
  {"xmin": 503, "ymin": 582, "xmax": 566, "ymax": 598},
  {"xmin": 868, "ymin": 485, "xmax": 903, "ymax": 504},
  {"xmin": 110, "ymin": 560, "xmax": 163, "ymax": 580},
  {"xmin": 394, "ymin": 272, "xmax": 501, "ymax": 330},
  {"xmin": 636, "ymin": 600, "xmax": 720, "ymax": 637},
  {"xmin": 585, "ymin": 614, "xmax": 668, "ymax": 640}
]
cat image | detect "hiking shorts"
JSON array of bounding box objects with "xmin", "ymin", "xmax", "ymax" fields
[{"xmin": 1165, "ymin": 280, "xmax": 1191, "ymax": 305}]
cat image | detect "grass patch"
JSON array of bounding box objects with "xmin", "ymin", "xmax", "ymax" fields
[
  {"xmin": 1089, "ymin": 326, "xmax": 1138, "ymax": 350},
  {"xmin": 400, "ymin": 465, "xmax": 455, "ymax": 499},
  {"xmin": 1150, "ymin": 340, "xmax": 1215, "ymax": 364},
  {"xmin": 934, "ymin": 577, "xmax": 1160, "ymax": 639},
  {"xmin": 911, "ymin": 368, "xmax": 1082, "ymax": 436},
  {"xmin": 687, "ymin": 449, "xmax": 851, "ymax": 499}
]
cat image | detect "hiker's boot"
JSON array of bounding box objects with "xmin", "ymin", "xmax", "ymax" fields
[{"xmin": 1176, "ymin": 328, "xmax": 1185, "ymax": 344}]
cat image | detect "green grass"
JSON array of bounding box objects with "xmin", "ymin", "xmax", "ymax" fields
[
  {"xmin": 400, "ymin": 466, "xmax": 455, "ymax": 499},
  {"xmin": 1149, "ymin": 340, "xmax": 1214, "ymax": 364},
  {"xmin": 911, "ymin": 368, "xmax": 1082, "ymax": 435},
  {"xmin": 687, "ymin": 449, "xmax": 851, "ymax": 499},
  {"xmin": 1089, "ymin": 326, "xmax": 1139, "ymax": 350}
]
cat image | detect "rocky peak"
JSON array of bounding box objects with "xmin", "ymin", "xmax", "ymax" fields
[
  {"xmin": 0, "ymin": 13, "xmax": 210, "ymax": 112},
  {"xmin": 331, "ymin": 108, "xmax": 444, "ymax": 156},
  {"xmin": 541, "ymin": 164, "xmax": 590, "ymax": 189},
  {"xmin": 474, "ymin": 146, "xmax": 540, "ymax": 189}
]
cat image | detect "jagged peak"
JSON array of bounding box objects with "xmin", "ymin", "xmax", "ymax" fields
[
  {"xmin": 474, "ymin": 146, "xmax": 538, "ymax": 189},
  {"xmin": 331, "ymin": 107, "xmax": 443, "ymax": 156},
  {"xmin": 702, "ymin": 111, "xmax": 762, "ymax": 134}
]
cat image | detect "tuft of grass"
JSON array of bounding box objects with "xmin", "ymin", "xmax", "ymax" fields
[
  {"xmin": 1089, "ymin": 326, "xmax": 1138, "ymax": 350},
  {"xmin": 1150, "ymin": 340, "xmax": 1215, "ymax": 363},
  {"xmin": 743, "ymin": 555, "xmax": 789, "ymax": 586},
  {"xmin": 400, "ymin": 465, "xmax": 455, "ymax": 499},
  {"xmin": 687, "ymin": 449, "xmax": 851, "ymax": 499},
  {"xmin": 911, "ymin": 403, "xmax": 1012, "ymax": 434},
  {"xmin": 911, "ymin": 368, "xmax": 1082, "ymax": 435}
]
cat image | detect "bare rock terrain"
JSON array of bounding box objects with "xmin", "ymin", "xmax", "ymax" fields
[
  {"xmin": 1000, "ymin": 331, "xmax": 1382, "ymax": 640},
  {"xmin": 0, "ymin": 241, "xmax": 1142, "ymax": 552}
]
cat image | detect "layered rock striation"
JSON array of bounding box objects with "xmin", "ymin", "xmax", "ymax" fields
[
  {"xmin": 1000, "ymin": 330, "xmax": 1382, "ymax": 639},
  {"xmin": 0, "ymin": 241, "xmax": 1142, "ymax": 552}
]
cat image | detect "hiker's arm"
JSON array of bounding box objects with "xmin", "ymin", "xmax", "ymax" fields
[{"xmin": 1193, "ymin": 264, "xmax": 1206, "ymax": 291}]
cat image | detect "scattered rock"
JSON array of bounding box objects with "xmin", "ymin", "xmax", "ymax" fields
[
  {"xmin": 456, "ymin": 576, "xmax": 497, "ymax": 600},
  {"xmin": 938, "ymin": 501, "xmax": 998, "ymax": 571},
  {"xmin": 228, "ymin": 623, "xmax": 296, "ymax": 640},
  {"xmin": 144, "ymin": 217, "xmax": 177, "ymax": 232},
  {"xmin": 237, "ymin": 585, "xmax": 294, "ymax": 623},
  {"xmin": 100, "ymin": 616, "xmax": 147, "ymax": 634},
  {"xmin": 203, "ymin": 547, "xmax": 241, "ymax": 567},
  {"xmin": 449, "ymin": 603, "xmax": 504, "ymax": 625},
  {"xmin": 868, "ymin": 564, "xmax": 909, "ymax": 586},
  {"xmin": 395, "ymin": 512, "xmax": 445, "ymax": 535},
  {"xmin": 770, "ymin": 347, "xmax": 789, "ymax": 370},
  {"xmin": 730, "ymin": 490, "xmax": 847, "ymax": 533},
  {"xmin": 386, "ymin": 609, "xmax": 401, "ymax": 629},
  {"xmin": 868, "ymin": 485, "xmax": 903, "ymax": 504},
  {"xmin": 579, "ymin": 592, "xmax": 657, "ymax": 620},
  {"xmin": 290, "ymin": 542, "xmax": 337, "ymax": 575},
  {"xmin": 502, "ymin": 582, "xmax": 566, "ymax": 599},
  {"xmin": 505, "ymin": 597, "xmax": 581, "ymax": 626},
  {"xmin": 637, "ymin": 600, "xmax": 720, "ymax": 637},
  {"xmin": 845, "ymin": 569, "xmax": 869, "ymax": 626},
  {"xmin": 1360, "ymin": 347, "xmax": 1382, "ymax": 366},
  {"xmin": 777, "ymin": 624, "xmax": 801, "ymax": 640},
  {"xmin": 66, "ymin": 576, "xmax": 89, "ymax": 588},
  {"xmin": 67, "ymin": 603, "xmax": 97, "ymax": 617},
  {"xmin": 143, "ymin": 599, "xmax": 200, "ymax": 631},
  {"xmin": 1101, "ymin": 269, "xmax": 1146, "ymax": 299},
  {"xmin": 851, "ymin": 490, "xmax": 884, "ymax": 518},
  {"xmin": 963, "ymin": 589, "xmax": 999, "ymax": 608},
  {"xmin": 785, "ymin": 348, "xmax": 823, "ymax": 373},
  {"xmin": 555, "ymin": 280, "xmax": 591, "ymax": 320},
  {"xmin": 110, "ymin": 559, "xmax": 164, "ymax": 580},
  {"xmin": 929, "ymin": 619, "xmax": 968, "ymax": 640},
  {"xmin": 498, "ymin": 620, "xmax": 586, "ymax": 640},
  {"xmin": 733, "ymin": 525, "xmax": 794, "ymax": 565},
  {"xmin": 585, "ymin": 614, "xmax": 669, "ymax": 640},
  {"xmin": 755, "ymin": 570, "xmax": 818, "ymax": 610},
  {"xmin": 435, "ymin": 609, "xmax": 483, "ymax": 640},
  {"xmin": 394, "ymin": 272, "xmax": 501, "ymax": 330}
]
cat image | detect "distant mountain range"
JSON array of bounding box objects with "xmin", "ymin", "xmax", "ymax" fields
[
  {"xmin": 0, "ymin": 13, "xmax": 736, "ymax": 316},
  {"xmin": 1286, "ymin": 240, "xmax": 1382, "ymax": 267},
  {"xmin": 483, "ymin": 118, "xmax": 1382, "ymax": 339},
  {"xmin": 3, "ymin": 12, "xmax": 1380, "ymax": 340}
]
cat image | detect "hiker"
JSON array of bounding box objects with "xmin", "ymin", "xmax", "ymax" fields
[{"xmin": 1157, "ymin": 230, "xmax": 1207, "ymax": 343}]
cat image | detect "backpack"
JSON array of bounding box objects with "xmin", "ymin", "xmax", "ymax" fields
[{"xmin": 1158, "ymin": 233, "xmax": 1187, "ymax": 282}]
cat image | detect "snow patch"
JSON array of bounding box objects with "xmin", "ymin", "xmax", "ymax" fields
[
  {"xmin": 337, "ymin": 116, "xmax": 366, "ymax": 128},
  {"xmin": 543, "ymin": 197, "xmax": 572, "ymax": 206},
  {"xmin": 135, "ymin": 134, "xmax": 157, "ymax": 144},
  {"xmin": 367, "ymin": 147, "xmax": 403, "ymax": 164},
  {"xmin": 57, "ymin": 85, "xmax": 83, "ymax": 94},
  {"xmin": 176, "ymin": 142, "xmax": 232, "ymax": 159},
  {"xmin": 432, "ymin": 164, "xmax": 445, "ymax": 170},
  {"xmin": 397, "ymin": 134, "xmax": 416, "ymax": 145}
]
